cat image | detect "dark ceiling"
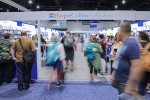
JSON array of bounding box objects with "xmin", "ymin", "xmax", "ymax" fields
[{"xmin": 0, "ymin": 0, "xmax": 150, "ymax": 12}]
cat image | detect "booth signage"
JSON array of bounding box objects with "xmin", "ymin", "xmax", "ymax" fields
[
  {"xmin": 49, "ymin": 11, "xmax": 114, "ymax": 20},
  {"xmin": 0, "ymin": 11, "xmax": 149, "ymax": 20}
]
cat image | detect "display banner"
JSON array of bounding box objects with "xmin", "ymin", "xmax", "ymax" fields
[
  {"xmin": 0, "ymin": 11, "xmax": 150, "ymax": 20},
  {"xmin": 90, "ymin": 23, "xmax": 97, "ymax": 31}
]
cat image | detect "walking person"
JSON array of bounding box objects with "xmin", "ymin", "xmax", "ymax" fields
[
  {"xmin": 110, "ymin": 22, "xmax": 144, "ymax": 99},
  {"xmin": 98, "ymin": 34, "xmax": 109, "ymax": 73},
  {"xmin": 109, "ymin": 33, "xmax": 122, "ymax": 74},
  {"xmin": 138, "ymin": 32, "xmax": 150, "ymax": 95},
  {"xmin": 61, "ymin": 31, "xmax": 75, "ymax": 70},
  {"xmin": 0, "ymin": 33, "xmax": 13, "ymax": 85},
  {"xmin": 80, "ymin": 36, "xmax": 85, "ymax": 52},
  {"xmin": 11, "ymin": 31, "xmax": 36, "ymax": 91},
  {"xmin": 85, "ymin": 35, "xmax": 103, "ymax": 82},
  {"xmin": 46, "ymin": 35, "xmax": 66, "ymax": 88}
]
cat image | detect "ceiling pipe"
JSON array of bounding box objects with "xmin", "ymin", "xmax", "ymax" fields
[{"xmin": 0, "ymin": 0, "xmax": 31, "ymax": 12}]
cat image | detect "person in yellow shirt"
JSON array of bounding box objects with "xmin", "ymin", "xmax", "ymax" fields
[{"xmin": 109, "ymin": 33, "xmax": 122, "ymax": 74}]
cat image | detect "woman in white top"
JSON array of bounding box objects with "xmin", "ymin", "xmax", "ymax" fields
[{"xmin": 47, "ymin": 35, "xmax": 66, "ymax": 88}]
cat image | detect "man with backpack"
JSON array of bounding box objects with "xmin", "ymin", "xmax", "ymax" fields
[
  {"xmin": 11, "ymin": 31, "xmax": 36, "ymax": 91},
  {"xmin": 61, "ymin": 31, "xmax": 75, "ymax": 70}
]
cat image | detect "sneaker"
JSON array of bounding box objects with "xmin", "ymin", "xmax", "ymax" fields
[
  {"xmin": 56, "ymin": 83, "xmax": 61, "ymax": 87},
  {"xmin": 93, "ymin": 79, "xmax": 100, "ymax": 82}
]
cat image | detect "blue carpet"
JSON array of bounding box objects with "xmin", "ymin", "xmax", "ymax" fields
[{"xmin": 0, "ymin": 82, "xmax": 150, "ymax": 100}]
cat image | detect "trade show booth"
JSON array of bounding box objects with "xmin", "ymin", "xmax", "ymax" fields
[{"xmin": 0, "ymin": 11, "xmax": 150, "ymax": 80}]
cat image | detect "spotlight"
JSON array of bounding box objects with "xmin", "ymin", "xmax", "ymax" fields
[
  {"xmin": 115, "ymin": 5, "xmax": 118, "ymax": 9},
  {"xmin": 36, "ymin": 5, "xmax": 40, "ymax": 9},
  {"xmin": 122, "ymin": 0, "xmax": 126, "ymax": 4},
  {"xmin": 28, "ymin": 0, "xmax": 33, "ymax": 4}
]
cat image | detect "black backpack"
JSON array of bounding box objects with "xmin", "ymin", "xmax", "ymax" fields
[{"xmin": 19, "ymin": 38, "xmax": 36, "ymax": 63}]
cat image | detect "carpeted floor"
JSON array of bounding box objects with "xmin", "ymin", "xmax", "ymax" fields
[{"xmin": 0, "ymin": 82, "xmax": 150, "ymax": 100}]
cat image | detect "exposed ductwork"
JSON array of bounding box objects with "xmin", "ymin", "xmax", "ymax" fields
[{"xmin": 0, "ymin": 0, "xmax": 30, "ymax": 12}]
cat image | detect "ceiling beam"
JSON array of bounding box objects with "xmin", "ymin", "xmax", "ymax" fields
[
  {"xmin": 55, "ymin": 0, "xmax": 60, "ymax": 7},
  {"xmin": 0, "ymin": 0, "xmax": 30, "ymax": 12},
  {"xmin": 133, "ymin": 0, "xmax": 150, "ymax": 9}
]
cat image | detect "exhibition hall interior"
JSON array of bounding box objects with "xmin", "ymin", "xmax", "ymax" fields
[{"xmin": 0, "ymin": 0, "xmax": 150, "ymax": 100}]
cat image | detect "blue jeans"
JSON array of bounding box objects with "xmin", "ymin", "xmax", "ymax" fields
[{"xmin": 16, "ymin": 62, "xmax": 33, "ymax": 89}]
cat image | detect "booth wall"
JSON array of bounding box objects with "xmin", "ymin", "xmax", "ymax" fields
[{"xmin": 39, "ymin": 21, "xmax": 119, "ymax": 31}]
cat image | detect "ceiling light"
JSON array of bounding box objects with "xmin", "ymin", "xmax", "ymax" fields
[
  {"xmin": 7, "ymin": 9, "xmax": 9, "ymax": 12},
  {"xmin": 0, "ymin": 8, "xmax": 3, "ymax": 10},
  {"xmin": 115, "ymin": 5, "xmax": 118, "ymax": 9},
  {"xmin": 59, "ymin": 8, "xmax": 62, "ymax": 10},
  {"xmin": 28, "ymin": 0, "xmax": 33, "ymax": 4},
  {"xmin": 122, "ymin": 0, "xmax": 126, "ymax": 4},
  {"xmin": 36, "ymin": 5, "xmax": 40, "ymax": 9}
]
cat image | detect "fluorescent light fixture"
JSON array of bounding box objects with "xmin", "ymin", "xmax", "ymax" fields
[
  {"xmin": 122, "ymin": 0, "xmax": 126, "ymax": 4},
  {"xmin": 115, "ymin": 5, "xmax": 118, "ymax": 9},
  {"xmin": 28, "ymin": 0, "xmax": 33, "ymax": 4},
  {"xmin": 36, "ymin": 5, "xmax": 40, "ymax": 9}
]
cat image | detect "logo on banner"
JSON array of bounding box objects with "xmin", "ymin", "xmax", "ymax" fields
[
  {"xmin": 49, "ymin": 12, "xmax": 114, "ymax": 20},
  {"xmin": 49, "ymin": 13, "xmax": 55, "ymax": 18}
]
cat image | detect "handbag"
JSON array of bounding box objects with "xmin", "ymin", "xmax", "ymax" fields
[{"xmin": 19, "ymin": 38, "xmax": 36, "ymax": 63}]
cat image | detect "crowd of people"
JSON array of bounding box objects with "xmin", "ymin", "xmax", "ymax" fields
[{"xmin": 0, "ymin": 22, "xmax": 150, "ymax": 99}]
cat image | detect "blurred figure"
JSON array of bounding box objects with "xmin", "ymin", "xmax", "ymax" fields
[
  {"xmin": 138, "ymin": 32, "xmax": 150, "ymax": 94},
  {"xmin": 107, "ymin": 35, "xmax": 114, "ymax": 65},
  {"xmin": 47, "ymin": 35, "xmax": 66, "ymax": 88},
  {"xmin": 80, "ymin": 36, "xmax": 85, "ymax": 52},
  {"xmin": 85, "ymin": 35, "xmax": 103, "ymax": 82},
  {"xmin": 110, "ymin": 22, "xmax": 144, "ymax": 99},
  {"xmin": 98, "ymin": 34, "xmax": 109, "ymax": 73},
  {"xmin": 11, "ymin": 31, "xmax": 36, "ymax": 91},
  {"xmin": 32, "ymin": 34, "xmax": 47, "ymax": 58},
  {"xmin": 32, "ymin": 34, "xmax": 38, "ymax": 48},
  {"xmin": 0, "ymin": 33, "xmax": 13, "ymax": 85},
  {"xmin": 109, "ymin": 33, "xmax": 122, "ymax": 74},
  {"xmin": 61, "ymin": 31, "xmax": 75, "ymax": 70},
  {"xmin": 41, "ymin": 34, "xmax": 47, "ymax": 58},
  {"xmin": 74, "ymin": 35, "xmax": 78, "ymax": 51}
]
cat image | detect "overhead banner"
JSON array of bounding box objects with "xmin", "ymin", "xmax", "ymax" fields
[{"xmin": 0, "ymin": 11, "xmax": 150, "ymax": 20}]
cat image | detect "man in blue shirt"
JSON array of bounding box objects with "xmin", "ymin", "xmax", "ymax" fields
[{"xmin": 110, "ymin": 22, "xmax": 144, "ymax": 99}]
